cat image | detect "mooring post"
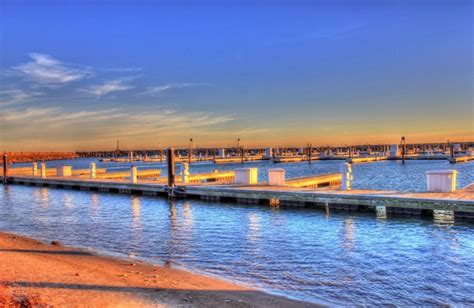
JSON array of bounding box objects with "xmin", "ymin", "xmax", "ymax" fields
[
  {"xmin": 32, "ymin": 162, "xmax": 38, "ymax": 177},
  {"xmin": 401, "ymin": 136, "xmax": 406, "ymax": 164},
  {"xmin": 181, "ymin": 162, "xmax": 189, "ymax": 183},
  {"xmin": 40, "ymin": 163, "xmax": 47, "ymax": 179},
  {"xmin": 340, "ymin": 163, "xmax": 353, "ymax": 190},
  {"xmin": 130, "ymin": 165, "xmax": 137, "ymax": 184},
  {"xmin": 241, "ymin": 147, "xmax": 244, "ymax": 164},
  {"xmin": 167, "ymin": 147, "xmax": 175, "ymax": 188},
  {"xmin": 2, "ymin": 154, "xmax": 9, "ymax": 184},
  {"xmin": 450, "ymin": 143, "xmax": 454, "ymax": 159},
  {"xmin": 90, "ymin": 162, "xmax": 96, "ymax": 179},
  {"xmin": 188, "ymin": 144, "xmax": 192, "ymax": 164},
  {"xmin": 308, "ymin": 143, "xmax": 312, "ymax": 164}
]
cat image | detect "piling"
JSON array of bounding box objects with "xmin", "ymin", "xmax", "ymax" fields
[
  {"xmin": 181, "ymin": 162, "xmax": 189, "ymax": 183},
  {"xmin": 90, "ymin": 163, "xmax": 96, "ymax": 179},
  {"xmin": 241, "ymin": 147, "xmax": 244, "ymax": 164},
  {"xmin": 340, "ymin": 163, "xmax": 353, "ymax": 190},
  {"xmin": 188, "ymin": 143, "xmax": 192, "ymax": 164},
  {"xmin": 2, "ymin": 154, "xmax": 8, "ymax": 184},
  {"xmin": 40, "ymin": 163, "xmax": 46, "ymax": 179},
  {"xmin": 401, "ymin": 137, "xmax": 406, "ymax": 164},
  {"xmin": 167, "ymin": 147, "xmax": 175, "ymax": 188},
  {"xmin": 130, "ymin": 165, "xmax": 137, "ymax": 184},
  {"xmin": 32, "ymin": 162, "xmax": 38, "ymax": 177},
  {"xmin": 308, "ymin": 144, "xmax": 312, "ymax": 164}
]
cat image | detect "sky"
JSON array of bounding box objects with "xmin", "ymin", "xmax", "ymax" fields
[{"xmin": 0, "ymin": 0, "xmax": 472, "ymax": 151}]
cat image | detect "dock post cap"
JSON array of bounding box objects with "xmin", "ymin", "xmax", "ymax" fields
[{"xmin": 426, "ymin": 170, "xmax": 457, "ymax": 175}]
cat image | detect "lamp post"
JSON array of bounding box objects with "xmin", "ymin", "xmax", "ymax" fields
[
  {"xmin": 189, "ymin": 138, "xmax": 193, "ymax": 164},
  {"xmin": 237, "ymin": 138, "xmax": 240, "ymax": 148}
]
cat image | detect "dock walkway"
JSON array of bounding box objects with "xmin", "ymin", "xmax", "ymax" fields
[{"xmin": 3, "ymin": 175, "xmax": 473, "ymax": 219}]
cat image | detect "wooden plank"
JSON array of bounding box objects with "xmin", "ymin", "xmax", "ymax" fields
[{"xmin": 285, "ymin": 173, "xmax": 342, "ymax": 188}]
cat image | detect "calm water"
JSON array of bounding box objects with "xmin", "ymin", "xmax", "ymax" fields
[
  {"xmin": 1, "ymin": 183, "xmax": 474, "ymax": 305},
  {"xmin": 16, "ymin": 158, "xmax": 474, "ymax": 191}
]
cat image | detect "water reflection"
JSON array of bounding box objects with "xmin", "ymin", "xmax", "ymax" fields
[
  {"xmin": 247, "ymin": 212, "xmax": 262, "ymax": 243},
  {"xmin": 1, "ymin": 185, "xmax": 474, "ymax": 306},
  {"xmin": 131, "ymin": 196, "xmax": 141, "ymax": 230},
  {"xmin": 342, "ymin": 217, "xmax": 355, "ymax": 251},
  {"xmin": 63, "ymin": 193, "xmax": 73, "ymax": 209},
  {"xmin": 181, "ymin": 201, "xmax": 194, "ymax": 238},
  {"xmin": 41, "ymin": 188, "xmax": 49, "ymax": 208}
]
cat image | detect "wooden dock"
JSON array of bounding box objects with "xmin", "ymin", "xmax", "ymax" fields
[
  {"xmin": 273, "ymin": 156, "xmax": 306, "ymax": 163},
  {"xmin": 2, "ymin": 174, "xmax": 473, "ymax": 220},
  {"xmin": 347, "ymin": 156, "xmax": 388, "ymax": 164},
  {"xmin": 448, "ymin": 156, "xmax": 474, "ymax": 164},
  {"xmin": 97, "ymin": 169, "xmax": 161, "ymax": 180},
  {"xmin": 214, "ymin": 156, "xmax": 264, "ymax": 164},
  {"xmin": 186, "ymin": 171, "xmax": 235, "ymax": 184}
]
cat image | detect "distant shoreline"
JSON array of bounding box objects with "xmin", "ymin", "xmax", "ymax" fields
[{"xmin": 0, "ymin": 231, "xmax": 318, "ymax": 307}]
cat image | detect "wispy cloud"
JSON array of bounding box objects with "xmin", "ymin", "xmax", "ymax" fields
[
  {"xmin": 13, "ymin": 53, "xmax": 92, "ymax": 86},
  {"xmin": 80, "ymin": 79, "xmax": 135, "ymax": 97},
  {"xmin": 1, "ymin": 106, "xmax": 235, "ymax": 145},
  {"xmin": 141, "ymin": 82, "xmax": 212, "ymax": 96},
  {"xmin": 0, "ymin": 89, "xmax": 42, "ymax": 107}
]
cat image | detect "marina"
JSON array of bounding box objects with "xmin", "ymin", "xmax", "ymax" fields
[
  {"xmin": 1, "ymin": 177, "xmax": 473, "ymax": 306},
  {"xmin": 1, "ymin": 1, "xmax": 473, "ymax": 305},
  {"xmin": 2, "ymin": 150, "xmax": 473, "ymax": 222}
]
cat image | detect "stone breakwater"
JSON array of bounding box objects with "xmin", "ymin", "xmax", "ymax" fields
[{"xmin": 0, "ymin": 152, "xmax": 78, "ymax": 163}]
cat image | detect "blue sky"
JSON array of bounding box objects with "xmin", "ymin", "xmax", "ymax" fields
[{"xmin": 0, "ymin": 0, "xmax": 472, "ymax": 150}]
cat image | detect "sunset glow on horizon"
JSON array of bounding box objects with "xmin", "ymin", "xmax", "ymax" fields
[{"xmin": 1, "ymin": 0, "xmax": 472, "ymax": 151}]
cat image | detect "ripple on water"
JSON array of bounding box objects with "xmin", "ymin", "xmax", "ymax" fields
[{"xmin": 1, "ymin": 175, "xmax": 474, "ymax": 306}]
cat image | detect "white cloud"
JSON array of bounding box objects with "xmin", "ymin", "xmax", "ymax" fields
[
  {"xmin": 13, "ymin": 53, "xmax": 92, "ymax": 86},
  {"xmin": 141, "ymin": 82, "xmax": 212, "ymax": 95},
  {"xmin": 0, "ymin": 105, "xmax": 234, "ymax": 143},
  {"xmin": 0, "ymin": 89, "xmax": 42, "ymax": 107},
  {"xmin": 1, "ymin": 105, "xmax": 273, "ymax": 150},
  {"xmin": 80, "ymin": 79, "xmax": 134, "ymax": 97}
]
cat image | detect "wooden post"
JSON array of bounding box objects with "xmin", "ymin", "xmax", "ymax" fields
[
  {"xmin": 188, "ymin": 146, "xmax": 192, "ymax": 164},
  {"xmin": 2, "ymin": 154, "xmax": 8, "ymax": 184},
  {"xmin": 241, "ymin": 147, "xmax": 244, "ymax": 164},
  {"xmin": 401, "ymin": 136, "xmax": 406, "ymax": 164},
  {"xmin": 167, "ymin": 147, "xmax": 175, "ymax": 187},
  {"xmin": 308, "ymin": 144, "xmax": 312, "ymax": 164},
  {"xmin": 450, "ymin": 144, "xmax": 454, "ymax": 159}
]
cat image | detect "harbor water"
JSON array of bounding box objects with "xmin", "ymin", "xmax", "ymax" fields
[{"xmin": 1, "ymin": 159, "xmax": 474, "ymax": 305}]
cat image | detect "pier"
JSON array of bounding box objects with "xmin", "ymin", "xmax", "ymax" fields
[{"xmin": 2, "ymin": 163, "xmax": 473, "ymax": 220}]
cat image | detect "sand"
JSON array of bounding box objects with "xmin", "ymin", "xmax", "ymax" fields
[{"xmin": 0, "ymin": 232, "xmax": 317, "ymax": 307}]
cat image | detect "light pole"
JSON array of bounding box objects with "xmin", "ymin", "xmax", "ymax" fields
[
  {"xmin": 189, "ymin": 138, "xmax": 193, "ymax": 164},
  {"xmin": 237, "ymin": 138, "xmax": 240, "ymax": 148}
]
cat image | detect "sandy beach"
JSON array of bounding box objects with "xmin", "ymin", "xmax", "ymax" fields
[{"xmin": 0, "ymin": 232, "xmax": 317, "ymax": 307}]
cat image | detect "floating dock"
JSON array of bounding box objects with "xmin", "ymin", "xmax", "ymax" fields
[
  {"xmin": 2, "ymin": 174, "xmax": 473, "ymax": 220},
  {"xmin": 448, "ymin": 156, "xmax": 474, "ymax": 164},
  {"xmin": 346, "ymin": 156, "xmax": 388, "ymax": 164},
  {"xmin": 273, "ymin": 156, "xmax": 306, "ymax": 163},
  {"xmin": 214, "ymin": 156, "xmax": 264, "ymax": 164}
]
